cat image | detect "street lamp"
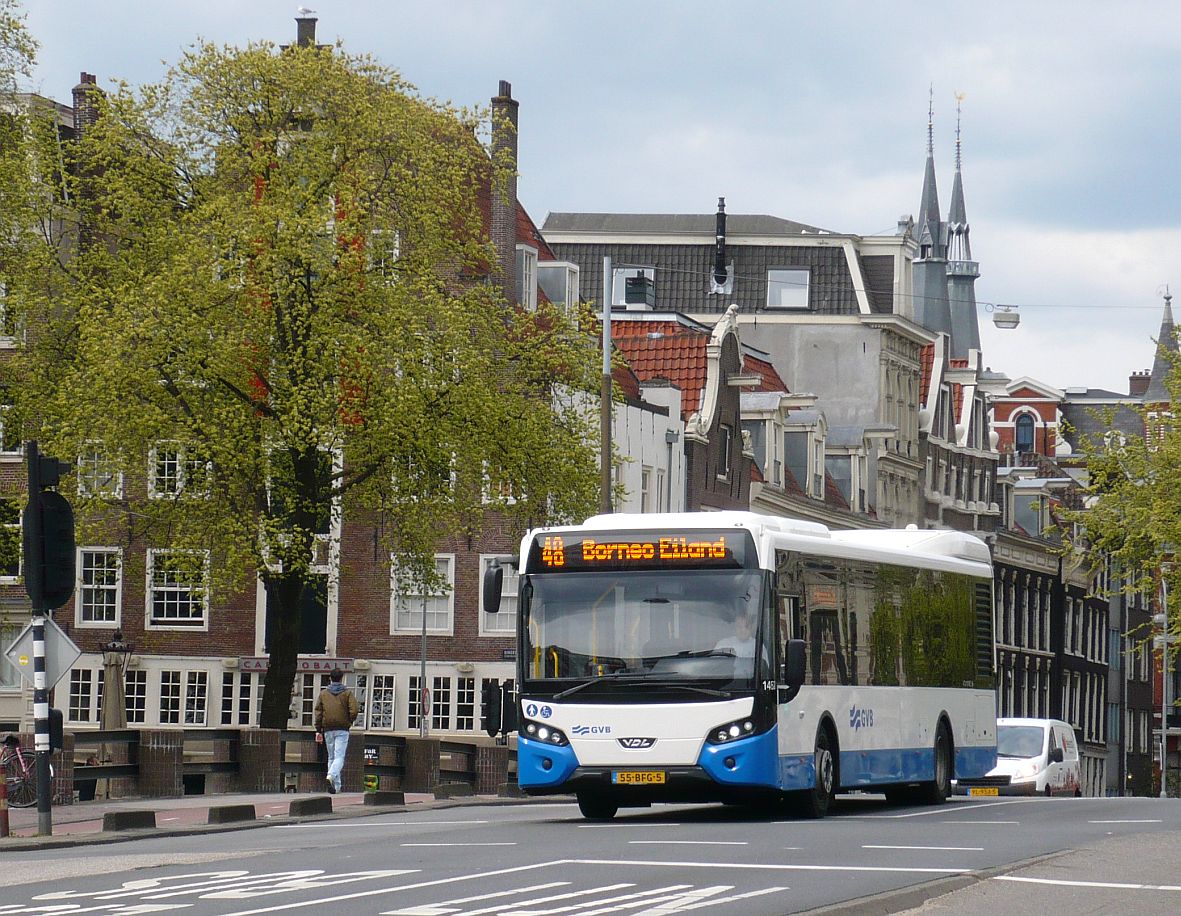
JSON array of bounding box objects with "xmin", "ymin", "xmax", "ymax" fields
[{"xmin": 1156, "ymin": 575, "xmax": 1172, "ymax": 798}]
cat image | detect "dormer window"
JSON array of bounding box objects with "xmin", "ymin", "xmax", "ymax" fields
[
  {"xmin": 766, "ymin": 268, "xmax": 809, "ymax": 309},
  {"xmin": 515, "ymin": 244, "xmax": 538, "ymax": 311},
  {"xmin": 538, "ymin": 262, "xmax": 580, "ymax": 318}
]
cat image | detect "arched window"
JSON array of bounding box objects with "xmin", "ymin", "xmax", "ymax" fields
[{"xmin": 1015, "ymin": 413, "xmax": 1035, "ymax": 455}]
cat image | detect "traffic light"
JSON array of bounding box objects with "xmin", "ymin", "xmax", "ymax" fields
[
  {"xmin": 49, "ymin": 708, "xmax": 64, "ymax": 751},
  {"xmin": 482, "ymin": 679, "xmax": 503, "ymax": 737},
  {"xmin": 22, "ymin": 441, "xmax": 76, "ymax": 611}
]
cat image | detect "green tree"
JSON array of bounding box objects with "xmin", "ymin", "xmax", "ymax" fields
[
  {"xmin": 1061, "ymin": 392, "xmax": 1181, "ymax": 642},
  {"xmin": 5, "ymin": 39, "xmax": 599, "ymax": 726}
]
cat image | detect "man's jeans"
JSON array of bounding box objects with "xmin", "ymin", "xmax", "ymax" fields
[{"xmin": 324, "ymin": 729, "xmax": 350, "ymax": 791}]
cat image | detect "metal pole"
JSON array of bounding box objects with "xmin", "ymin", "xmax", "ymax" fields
[
  {"xmin": 1162, "ymin": 578, "xmax": 1170, "ymax": 799},
  {"xmin": 600, "ymin": 256, "xmax": 613, "ymax": 514},
  {"xmin": 419, "ymin": 595, "xmax": 428, "ymax": 739},
  {"xmin": 32, "ymin": 614, "xmax": 52, "ymax": 834}
]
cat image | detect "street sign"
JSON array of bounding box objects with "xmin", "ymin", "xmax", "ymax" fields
[{"xmin": 3, "ymin": 618, "xmax": 82, "ymax": 689}]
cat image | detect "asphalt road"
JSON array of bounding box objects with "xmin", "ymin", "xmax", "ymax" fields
[{"xmin": 2, "ymin": 793, "xmax": 1180, "ymax": 915}]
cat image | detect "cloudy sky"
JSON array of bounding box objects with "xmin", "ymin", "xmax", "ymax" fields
[{"xmin": 20, "ymin": 1, "xmax": 1181, "ymax": 394}]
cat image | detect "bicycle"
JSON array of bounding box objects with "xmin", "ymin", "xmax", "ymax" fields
[{"xmin": 2, "ymin": 734, "xmax": 38, "ymax": 808}]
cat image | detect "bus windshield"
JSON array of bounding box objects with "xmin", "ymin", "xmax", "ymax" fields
[{"xmin": 523, "ymin": 568, "xmax": 769, "ymax": 690}]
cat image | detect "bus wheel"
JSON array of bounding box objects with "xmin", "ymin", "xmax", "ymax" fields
[
  {"xmin": 917, "ymin": 724, "xmax": 952, "ymax": 805},
  {"xmin": 577, "ymin": 793, "xmax": 618, "ymax": 821},
  {"xmin": 798, "ymin": 727, "xmax": 836, "ymax": 819}
]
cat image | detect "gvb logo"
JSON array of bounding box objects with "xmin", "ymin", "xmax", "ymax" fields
[
  {"xmin": 571, "ymin": 725, "xmax": 612, "ymax": 736},
  {"xmin": 849, "ymin": 705, "xmax": 875, "ymax": 730}
]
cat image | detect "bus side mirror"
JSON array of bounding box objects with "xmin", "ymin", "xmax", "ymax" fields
[
  {"xmin": 783, "ymin": 638, "xmax": 805, "ymax": 689},
  {"xmin": 483, "ymin": 563, "xmax": 504, "ymax": 616}
]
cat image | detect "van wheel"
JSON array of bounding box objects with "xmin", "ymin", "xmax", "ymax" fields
[
  {"xmin": 917, "ymin": 724, "xmax": 952, "ymax": 805},
  {"xmin": 577, "ymin": 793, "xmax": 618, "ymax": 820},
  {"xmin": 1074, "ymin": 788, "xmax": 1082, "ymax": 798},
  {"xmin": 796, "ymin": 726, "xmax": 836, "ymax": 819}
]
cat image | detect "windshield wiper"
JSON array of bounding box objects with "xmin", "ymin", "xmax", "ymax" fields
[
  {"xmin": 553, "ymin": 673, "xmax": 734, "ymax": 700},
  {"xmin": 553, "ymin": 672, "xmax": 651, "ymax": 700}
]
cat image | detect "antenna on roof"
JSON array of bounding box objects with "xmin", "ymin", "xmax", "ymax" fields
[
  {"xmin": 954, "ymin": 91, "xmax": 965, "ymax": 170},
  {"xmin": 927, "ymin": 84, "xmax": 934, "ymax": 155}
]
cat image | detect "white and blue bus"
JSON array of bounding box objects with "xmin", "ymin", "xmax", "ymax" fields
[{"xmin": 483, "ymin": 511, "xmax": 996, "ymax": 820}]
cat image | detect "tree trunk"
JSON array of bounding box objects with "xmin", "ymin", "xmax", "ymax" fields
[{"xmin": 260, "ymin": 572, "xmax": 305, "ymax": 729}]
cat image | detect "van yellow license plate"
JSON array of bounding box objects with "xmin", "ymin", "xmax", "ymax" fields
[
  {"xmin": 969, "ymin": 787, "xmax": 999, "ymax": 797},
  {"xmin": 612, "ymin": 770, "xmax": 666, "ymax": 785}
]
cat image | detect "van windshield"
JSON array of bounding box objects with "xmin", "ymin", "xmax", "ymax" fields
[{"xmin": 997, "ymin": 725, "xmax": 1045, "ymax": 758}]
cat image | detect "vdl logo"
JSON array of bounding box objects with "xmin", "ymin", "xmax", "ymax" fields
[
  {"xmin": 571, "ymin": 724, "xmax": 612, "ymax": 736},
  {"xmin": 849, "ymin": 705, "xmax": 875, "ymax": 730}
]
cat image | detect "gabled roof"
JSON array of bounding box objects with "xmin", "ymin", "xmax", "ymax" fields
[
  {"xmin": 741, "ymin": 349, "xmax": 789, "ymax": 392},
  {"xmin": 611, "ymin": 317, "xmax": 711, "ymax": 417},
  {"xmin": 1003, "ymin": 376, "xmax": 1065, "ymax": 401},
  {"xmin": 544, "ymin": 212, "xmax": 832, "ymax": 237}
]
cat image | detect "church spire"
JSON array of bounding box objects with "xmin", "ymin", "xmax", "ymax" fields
[
  {"xmin": 946, "ymin": 92, "xmax": 980, "ymax": 358},
  {"xmin": 1144, "ymin": 289, "xmax": 1177, "ymax": 404},
  {"xmin": 917, "ymin": 85, "xmax": 942, "ymax": 250},
  {"xmin": 913, "ymin": 86, "xmax": 952, "ymax": 337}
]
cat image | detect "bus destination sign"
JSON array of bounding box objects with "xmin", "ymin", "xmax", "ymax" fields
[{"xmin": 529, "ymin": 529, "xmax": 755, "ymax": 573}]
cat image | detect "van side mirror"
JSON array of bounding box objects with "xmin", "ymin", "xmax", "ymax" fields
[
  {"xmin": 1049, "ymin": 747, "xmax": 1064, "ymax": 764},
  {"xmin": 483, "ymin": 562, "xmax": 505, "ymax": 616},
  {"xmin": 783, "ymin": 638, "xmax": 806, "ymax": 690}
]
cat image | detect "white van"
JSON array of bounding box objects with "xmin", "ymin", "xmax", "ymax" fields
[{"xmin": 964, "ymin": 717, "xmax": 1081, "ymax": 797}]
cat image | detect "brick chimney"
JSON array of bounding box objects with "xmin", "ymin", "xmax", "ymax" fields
[
  {"xmin": 295, "ymin": 13, "xmax": 317, "ymax": 48},
  {"xmin": 1129, "ymin": 369, "xmax": 1151, "ymax": 397},
  {"xmin": 72, "ymin": 72, "xmax": 98, "ymax": 139},
  {"xmin": 490, "ymin": 80, "xmax": 519, "ymax": 305}
]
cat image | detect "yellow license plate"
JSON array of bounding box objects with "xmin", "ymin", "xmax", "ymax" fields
[
  {"xmin": 612, "ymin": 770, "xmax": 666, "ymax": 785},
  {"xmin": 969, "ymin": 787, "xmax": 999, "ymax": 797}
]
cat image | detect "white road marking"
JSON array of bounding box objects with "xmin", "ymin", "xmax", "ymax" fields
[
  {"xmin": 995, "ymin": 876, "xmax": 1181, "ymax": 891},
  {"xmin": 845, "ymin": 799, "xmax": 1028, "ymax": 819},
  {"xmin": 270, "ymin": 820, "xmax": 489, "ymax": 829},
  {"xmin": 386, "ymin": 883, "xmax": 636, "ymax": 916},
  {"xmin": 628, "ymin": 842, "xmax": 748, "ymax": 847},
  {"xmin": 1088, "ymin": 819, "xmax": 1162, "ymax": 824},
  {"xmin": 577, "ymin": 824, "xmax": 680, "ymax": 829},
  {"xmin": 382, "ymin": 882, "xmax": 570, "ymax": 915},
  {"xmin": 570, "ymin": 859, "xmax": 972, "ymax": 875},
  {"xmin": 863, "ymin": 845, "xmax": 984, "ymax": 852},
  {"xmin": 500, "ymin": 883, "xmax": 692, "ymax": 915},
  {"xmin": 940, "ymin": 820, "xmax": 1019, "ymax": 825},
  {"xmin": 633, "ymin": 886, "xmax": 789, "ymax": 914},
  {"xmin": 213, "ymin": 862, "xmax": 575, "ymax": 916},
  {"xmin": 401, "ymin": 843, "xmax": 518, "ymax": 847}
]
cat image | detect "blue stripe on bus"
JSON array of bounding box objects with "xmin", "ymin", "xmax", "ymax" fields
[
  {"xmin": 837, "ymin": 744, "xmax": 999, "ymax": 788},
  {"xmin": 517, "ymin": 737, "xmax": 580, "ymax": 788}
]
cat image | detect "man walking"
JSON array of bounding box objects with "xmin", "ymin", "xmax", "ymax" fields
[{"xmin": 314, "ymin": 669, "xmax": 358, "ymax": 794}]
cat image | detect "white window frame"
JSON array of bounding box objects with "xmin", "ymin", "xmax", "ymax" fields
[
  {"xmin": 149, "ymin": 441, "xmax": 211, "ymax": 499},
  {"xmin": 0, "ymin": 404, "xmax": 20, "ymax": 456},
  {"xmin": 160, "ymin": 670, "xmax": 182, "ymax": 725},
  {"xmin": 146, "ymin": 548, "xmax": 210, "ymax": 631},
  {"xmin": 0, "ymin": 494, "xmax": 21, "ymax": 582},
  {"xmin": 125, "ymin": 669, "xmax": 147, "ymax": 724},
  {"xmin": 515, "ymin": 243, "xmax": 538, "ymax": 311},
  {"xmin": 76, "ymin": 546, "xmax": 122, "ymax": 628},
  {"xmin": 391, "ymin": 553, "xmax": 455, "ymax": 635},
  {"xmin": 77, "ymin": 445, "xmax": 123, "ymax": 498},
  {"xmin": 765, "ymin": 267, "xmax": 810, "ymax": 309},
  {"xmin": 479, "ymin": 554, "xmax": 517, "ymax": 635},
  {"xmin": 184, "ymin": 670, "xmax": 209, "ymax": 725},
  {"xmin": 368, "ymin": 674, "xmax": 396, "ymax": 729}
]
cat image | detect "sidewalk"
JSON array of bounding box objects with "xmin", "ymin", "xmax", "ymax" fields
[{"xmin": 1, "ymin": 787, "xmax": 542, "ymax": 851}]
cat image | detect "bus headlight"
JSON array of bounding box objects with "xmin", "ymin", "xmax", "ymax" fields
[
  {"xmin": 705, "ymin": 718, "xmax": 756, "ymax": 745},
  {"xmin": 523, "ymin": 719, "xmax": 569, "ymax": 746}
]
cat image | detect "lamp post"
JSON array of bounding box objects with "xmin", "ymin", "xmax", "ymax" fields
[
  {"xmin": 1157, "ymin": 576, "xmax": 1171, "ymax": 798},
  {"xmin": 100, "ymin": 631, "xmax": 133, "ymax": 799}
]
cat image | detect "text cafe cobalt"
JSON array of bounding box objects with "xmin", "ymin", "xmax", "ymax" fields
[{"xmin": 238, "ymin": 658, "xmax": 355, "ymax": 674}]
